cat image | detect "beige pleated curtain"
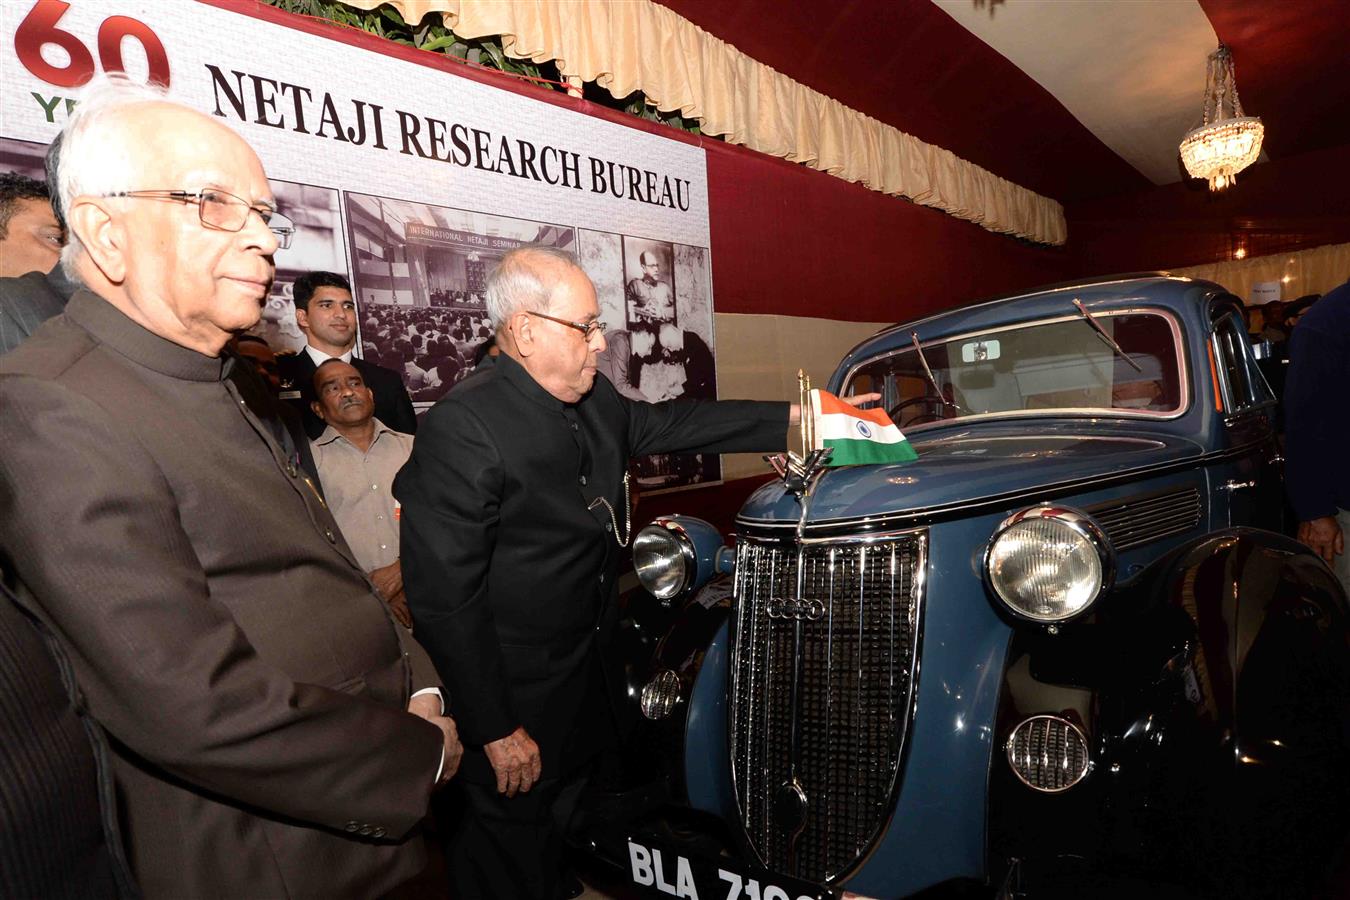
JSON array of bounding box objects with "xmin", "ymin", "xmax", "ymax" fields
[
  {"xmin": 1169, "ymin": 242, "xmax": 1350, "ymax": 304},
  {"xmin": 335, "ymin": 0, "xmax": 1068, "ymax": 246}
]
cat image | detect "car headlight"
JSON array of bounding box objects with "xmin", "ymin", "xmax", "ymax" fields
[
  {"xmin": 985, "ymin": 506, "xmax": 1113, "ymax": 623},
  {"xmin": 633, "ymin": 516, "xmax": 729, "ymax": 602},
  {"xmin": 633, "ymin": 521, "xmax": 697, "ymax": 600}
]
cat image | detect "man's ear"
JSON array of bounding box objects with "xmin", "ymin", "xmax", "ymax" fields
[
  {"xmin": 310, "ymin": 400, "xmax": 325, "ymax": 422},
  {"xmin": 511, "ymin": 312, "xmax": 535, "ymax": 358},
  {"xmin": 67, "ymin": 197, "xmax": 124, "ymax": 283},
  {"xmin": 295, "ymin": 307, "xmax": 310, "ymax": 331}
]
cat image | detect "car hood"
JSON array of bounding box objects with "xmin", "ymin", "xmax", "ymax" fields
[{"xmin": 738, "ymin": 426, "xmax": 1206, "ymax": 527}]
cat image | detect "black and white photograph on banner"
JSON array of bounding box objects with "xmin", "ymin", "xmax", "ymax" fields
[
  {"xmin": 250, "ymin": 180, "xmax": 346, "ymax": 354},
  {"xmin": 582, "ymin": 230, "xmax": 719, "ymax": 490},
  {"xmin": 344, "ymin": 190, "xmax": 576, "ymax": 405},
  {"xmin": 623, "ymin": 237, "xmax": 677, "ymax": 327}
]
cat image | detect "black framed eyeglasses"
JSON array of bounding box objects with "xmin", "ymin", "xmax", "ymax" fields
[
  {"xmin": 102, "ymin": 188, "xmax": 296, "ymax": 250},
  {"xmin": 530, "ymin": 310, "xmax": 607, "ymax": 341}
]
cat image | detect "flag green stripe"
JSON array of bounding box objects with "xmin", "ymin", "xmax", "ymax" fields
[{"xmin": 823, "ymin": 437, "xmax": 918, "ymax": 466}]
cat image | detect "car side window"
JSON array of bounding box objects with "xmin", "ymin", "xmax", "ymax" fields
[{"xmin": 1212, "ymin": 310, "xmax": 1274, "ymax": 412}]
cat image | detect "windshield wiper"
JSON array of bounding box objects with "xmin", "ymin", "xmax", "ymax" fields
[
  {"xmin": 910, "ymin": 331, "xmax": 964, "ymax": 411},
  {"xmin": 1073, "ymin": 299, "xmax": 1143, "ymax": 372}
]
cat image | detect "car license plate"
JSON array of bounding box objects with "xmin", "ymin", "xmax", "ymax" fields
[{"xmin": 625, "ymin": 834, "xmax": 837, "ymax": 900}]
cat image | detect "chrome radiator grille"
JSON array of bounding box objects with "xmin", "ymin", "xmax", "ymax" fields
[{"xmin": 729, "ymin": 532, "xmax": 925, "ymax": 883}]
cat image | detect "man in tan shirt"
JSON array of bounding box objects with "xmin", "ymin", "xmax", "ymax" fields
[{"xmin": 311, "ymin": 358, "xmax": 416, "ymax": 627}]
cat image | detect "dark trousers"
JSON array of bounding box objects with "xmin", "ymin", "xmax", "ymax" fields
[{"xmin": 442, "ymin": 765, "xmax": 591, "ymax": 900}]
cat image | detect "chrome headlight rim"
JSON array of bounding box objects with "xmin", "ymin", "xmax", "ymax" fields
[
  {"xmin": 983, "ymin": 505, "xmax": 1115, "ymax": 624},
  {"xmin": 633, "ymin": 518, "xmax": 698, "ymax": 601},
  {"xmin": 1005, "ymin": 713, "xmax": 1093, "ymax": 793}
]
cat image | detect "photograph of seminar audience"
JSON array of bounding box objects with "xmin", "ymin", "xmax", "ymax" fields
[
  {"xmin": 360, "ymin": 303, "xmax": 493, "ymax": 404},
  {"xmin": 342, "ymin": 190, "xmax": 574, "ymax": 309},
  {"xmin": 340, "ymin": 192, "xmax": 573, "ymax": 407}
]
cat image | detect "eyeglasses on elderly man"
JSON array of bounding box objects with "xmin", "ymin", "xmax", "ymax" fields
[{"xmin": 101, "ymin": 188, "xmax": 296, "ymax": 249}]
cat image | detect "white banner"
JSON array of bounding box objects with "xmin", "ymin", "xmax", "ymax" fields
[{"xmin": 1, "ymin": 0, "xmax": 722, "ymax": 487}]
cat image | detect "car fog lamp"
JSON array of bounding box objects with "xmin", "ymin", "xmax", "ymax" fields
[
  {"xmin": 1007, "ymin": 714, "xmax": 1091, "ymax": 792},
  {"xmin": 640, "ymin": 670, "xmax": 682, "ymax": 720},
  {"xmin": 633, "ymin": 524, "xmax": 693, "ymax": 600},
  {"xmin": 985, "ymin": 508, "xmax": 1111, "ymax": 622}
]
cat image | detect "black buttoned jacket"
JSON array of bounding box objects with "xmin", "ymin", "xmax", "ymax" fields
[{"xmin": 395, "ymin": 353, "xmax": 788, "ymax": 783}]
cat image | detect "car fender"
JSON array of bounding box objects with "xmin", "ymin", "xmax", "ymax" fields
[
  {"xmin": 1139, "ymin": 527, "xmax": 1350, "ymax": 757},
  {"xmin": 1139, "ymin": 527, "xmax": 1350, "ymax": 894},
  {"xmin": 988, "ymin": 528, "xmax": 1350, "ymax": 889},
  {"xmin": 624, "ymin": 578, "xmax": 736, "ymax": 810}
]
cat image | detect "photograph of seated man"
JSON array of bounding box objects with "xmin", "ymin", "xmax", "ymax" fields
[{"xmin": 612, "ymin": 238, "xmax": 719, "ymax": 488}]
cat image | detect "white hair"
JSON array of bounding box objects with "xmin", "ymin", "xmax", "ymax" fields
[
  {"xmin": 56, "ymin": 76, "xmax": 174, "ymax": 280},
  {"xmin": 485, "ymin": 246, "xmax": 581, "ymax": 332}
]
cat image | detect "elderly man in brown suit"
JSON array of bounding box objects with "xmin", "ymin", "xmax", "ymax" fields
[{"xmin": 0, "ymin": 78, "xmax": 461, "ymax": 897}]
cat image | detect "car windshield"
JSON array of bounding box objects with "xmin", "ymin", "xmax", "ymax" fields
[{"xmin": 844, "ymin": 310, "xmax": 1186, "ymax": 430}]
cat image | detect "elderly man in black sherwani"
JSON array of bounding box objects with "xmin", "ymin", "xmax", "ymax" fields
[{"xmin": 398, "ymin": 247, "xmax": 872, "ymax": 898}]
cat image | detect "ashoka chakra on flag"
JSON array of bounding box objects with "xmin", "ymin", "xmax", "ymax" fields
[{"xmin": 810, "ymin": 389, "xmax": 918, "ymax": 467}]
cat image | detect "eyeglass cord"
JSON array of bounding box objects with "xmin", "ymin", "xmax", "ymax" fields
[{"xmin": 587, "ymin": 472, "xmax": 632, "ymax": 548}]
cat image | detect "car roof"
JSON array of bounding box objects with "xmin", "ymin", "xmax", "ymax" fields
[{"xmin": 841, "ymin": 273, "xmax": 1234, "ymax": 368}]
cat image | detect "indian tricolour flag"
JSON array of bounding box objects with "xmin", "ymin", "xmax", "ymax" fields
[{"xmin": 810, "ymin": 390, "xmax": 918, "ymax": 466}]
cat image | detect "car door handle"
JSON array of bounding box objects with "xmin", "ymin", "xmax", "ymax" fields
[{"xmin": 1220, "ymin": 479, "xmax": 1257, "ymax": 492}]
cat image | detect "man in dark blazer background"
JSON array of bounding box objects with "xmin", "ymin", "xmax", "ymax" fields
[
  {"xmin": 0, "ymin": 263, "xmax": 77, "ymax": 356},
  {"xmin": 0, "ymin": 581, "xmax": 136, "ymax": 899},
  {"xmin": 0, "ymin": 148, "xmax": 76, "ymax": 356},
  {"xmin": 396, "ymin": 246, "xmax": 880, "ymax": 898},
  {"xmin": 277, "ymin": 270, "xmax": 418, "ymax": 438},
  {"xmin": 0, "ymin": 78, "xmax": 460, "ymax": 897}
]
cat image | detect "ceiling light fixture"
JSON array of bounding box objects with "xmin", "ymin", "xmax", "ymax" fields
[{"xmin": 1179, "ymin": 44, "xmax": 1264, "ymax": 191}]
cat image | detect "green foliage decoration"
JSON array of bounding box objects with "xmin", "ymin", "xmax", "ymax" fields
[{"xmin": 261, "ymin": 0, "xmax": 708, "ymax": 137}]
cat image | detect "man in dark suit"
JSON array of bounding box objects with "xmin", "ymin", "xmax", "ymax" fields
[
  {"xmin": 0, "ymin": 156, "xmax": 76, "ymax": 356},
  {"xmin": 0, "ymin": 581, "xmax": 136, "ymax": 899},
  {"xmin": 0, "ymin": 78, "xmax": 460, "ymax": 896},
  {"xmin": 278, "ymin": 271, "xmax": 418, "ymax": 438},
  {"xmin": 396, "ymin": 247, "xmax": 876, "ymax": 898},
  {"xmin": 0, "ymin": 263, "xmax": 77, "ymax": 356}
]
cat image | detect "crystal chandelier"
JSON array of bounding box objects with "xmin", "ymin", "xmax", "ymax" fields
[{"xmin": 1179, "ymin": 44, "xmax": 1264, "ymax": 191}]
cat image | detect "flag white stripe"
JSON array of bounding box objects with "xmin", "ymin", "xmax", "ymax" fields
[{"xmin": 815, "ymin": 412, "xmax": 906, "ymax": 444}]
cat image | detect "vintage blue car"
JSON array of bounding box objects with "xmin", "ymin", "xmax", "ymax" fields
[{"xmin": 584, "ymin": 275, "xmax": 1350, "ymax": 899}]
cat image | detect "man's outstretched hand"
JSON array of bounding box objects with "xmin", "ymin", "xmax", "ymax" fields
[
  {"xmin": 484, "ymin": 726, "xmax": 541, "ymax": 798},
  {"xmin": 788, "ymin": 391, "xmax": 882, "ymax": 425}
]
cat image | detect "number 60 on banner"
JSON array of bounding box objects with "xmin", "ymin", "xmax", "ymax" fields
[{"xmin": 14, "ymin": 0, "xmax": 170, "ymax": 88}]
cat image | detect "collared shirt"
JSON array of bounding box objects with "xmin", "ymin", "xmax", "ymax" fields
[
  {"xmin": 312, "ymin": 419, "xmax": 414, "ymax": 572},
  {"xmin": 304, "ymin": 343, "xmax": 353, "ymax": 368}
]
